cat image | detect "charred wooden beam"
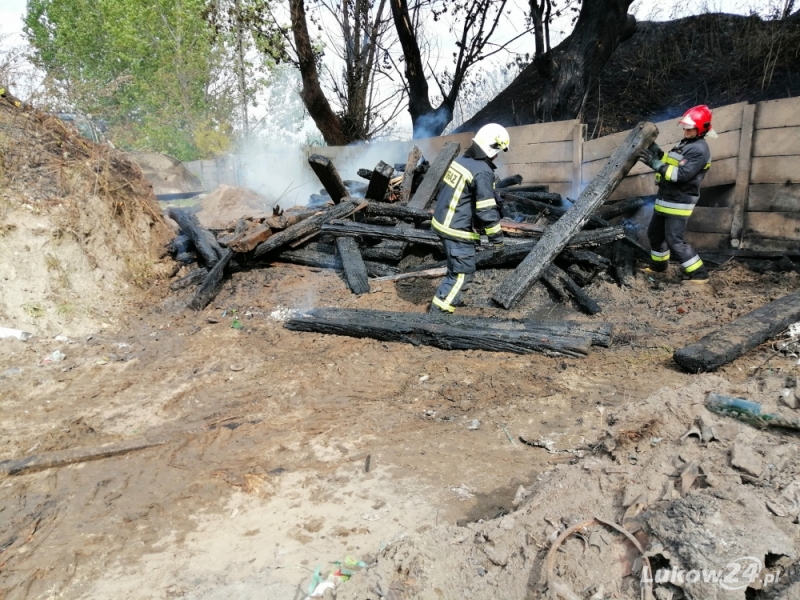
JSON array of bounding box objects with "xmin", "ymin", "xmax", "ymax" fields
[
  {"xmin": 493, "ymin": 122, "xmax": 659, "ymax": 309},
  {"xmin": 308, "ymin": 154, "xmax": 349, "ymax": 204},
  {"xmin": 500, "ymin": 193, "xmax": 562, "ymax": 218},
  {"xmin": 166, "ymin": 208, "xmax": 220, "ymax": 268},
  {"xmin": 498, "ymin": 190, "xmax": 563, "ymax": 205},
  {"xmin": 500, "ymin": 192, "xmax": 608, "ymax": 228},
  {"xmin": 300, "ymin": 307, "xmax": 613, "ymax": 347},
  {"xmin": 611, "ymin": 239, "xmax": 635, "ymax": 287},
  {"xmin": 673, "ymin": 288, "xmax": 800, "ymax": 372},
  {"xmin": 253, "ymin": 200, "xmax": 365, "ymax": 258},
  {"xmin": 276, "ymin": 248, "xmax": 398, "ymax": 278},
  {"xmin": 543, "ymin": 264, "xmax": 601, "ymax": 315},
  {"xmin": 188, "ymin": 219, "xmax": 248, "ymax": 310},
  {"xmin": 401, "ymin": 146, "xmax": 423, "ymax": 204},
  {"xmin": 560, "ymin": 249, "xmax": 612, "ymax": 269},
  {"xmin": 501, "ymin": 184, "xmax": 550, "ymax": 194},
  {"xmin": 357, "ymin": 168, "xmax": 373, "ymax": 180},
  {"xmin": 204, "ymin": 230, "xmax": 226, "ymax": 260},
  {"xmin": 407, "ymin": 142, "xmax": 460, "ymax": 210},
  {"xmin": 321, "ymin": 220, "xmax": 441, "ymax": 247},
  {"xmin": 363, "ymin": 240, "xmax": 406, "ymax": 262},
  {"xmin": 300, "ymin": 239, "xmax": 406, "ymax": 263},
  {"xmin": 496, "ymin": 175, "xmax": 523, "ymax": 189},
  {"xmin": 566, "ymin": 263, "xmax": 598, "ymax": 287},
  {"xmin": 365, "ymin": 161, "xmax": 395, "ymax": 201},
  {"xmin": 476, "ymin": 227, "xmax": 625, "ymax": 268},
  {"xmin": 597, "ymin": 196, "xmax": 646, "ymax": 221},
  {"xmin": 406, "ymin": 226, "xmax": 624, "ymax": 272},
  {"xmin": 335, "ymin": 236, "xmax": 370, "ymax": 294},
  {"xmin": 189, "ymin": 249, "xmax": 233, "ymax": 310},
  {"xmin": 364, "ymin": 201, "xmax": 430, "ymax": 221},
  {"xmin": 285, "ymin": 308, "xmax": 593, "ymax": 357},
  {"xmin": 170, "ymin": 267, "xmax": 208, "ymax": 291}
]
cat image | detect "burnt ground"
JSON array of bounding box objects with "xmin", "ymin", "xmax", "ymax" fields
[{"xmin": 1, "ymin": 258, "xmax": 799, "ymax": 599}]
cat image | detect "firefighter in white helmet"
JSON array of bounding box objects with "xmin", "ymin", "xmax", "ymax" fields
[
  {"xmin": 430, "ymin": 123, "xmax": 509, "ymax": 313},
  {"xmin": 639, "ymin": 105, "xmax": 715, "ymax": 283}
]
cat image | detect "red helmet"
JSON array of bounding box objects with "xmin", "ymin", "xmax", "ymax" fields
[{"xmin": 678, "ymin": 105, "xmax": 714, "ymax": 136}]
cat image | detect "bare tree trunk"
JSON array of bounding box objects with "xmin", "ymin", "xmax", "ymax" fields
[
  {"xmin": 458, "ymin": 0, "xmax": 636, "ymax": 131},
  {"xmin": 529, "ymin": 0, "xmax": 548, "ymax": 57},
  {"xmin": 289, "ymin": 0, "xmax": 348, "ymax": 145},
  {"xmin": 234, "ymin": 0, "xmax": 249, "ymax": 138},
  {"xmin": 389, "ymin": 0, "xmax": 439, "ymax": 137},
  {"xmin": 390, "ymin": 0, "xmax": 507, "ymax": 138}
]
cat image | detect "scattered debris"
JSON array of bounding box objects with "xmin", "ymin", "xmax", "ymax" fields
[
  {"xmin": 706, "ymin": 391, "xmax": 800, "ymax": 431},
  {"xmin": 0, "ymin": 328, "xmax": 33, "ymax": 341},
  {"xmin": 0, "ymin": 439, "xmax": 167, "ymax": 476}
]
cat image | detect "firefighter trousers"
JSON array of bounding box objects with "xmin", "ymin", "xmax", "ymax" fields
[
  {"xmin": 647, "ymin": 211, "xmax": 708, "ymax": 278},
  {"xmin": 431, "ymin": 238, "xmax": 476, "ymax": 313}
]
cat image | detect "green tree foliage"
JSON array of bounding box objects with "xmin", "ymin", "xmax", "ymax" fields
[{"xmin": 25, "ymin": 0, "xmax": 280, "ymax": 160}]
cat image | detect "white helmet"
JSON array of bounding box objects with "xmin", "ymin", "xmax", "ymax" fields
[{"xmin": 473, "ymin": 123, "xmax": 510, "ymax": 158}]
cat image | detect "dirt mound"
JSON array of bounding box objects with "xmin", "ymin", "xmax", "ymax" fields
[
  {"xmin": 194, "ymin": 184, "xmax": 273, "ymax": 229},
  {"xmin": 338, "ymin": 374, "xmax": 800, "ymax": 600},
  {"xmin": 0, "ymin": 93, "xmax": 174, "ymax": 336}
]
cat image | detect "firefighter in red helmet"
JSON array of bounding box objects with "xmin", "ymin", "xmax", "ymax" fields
[{"xmin": 639, "ymin": 105, "xmax": 714, "ymax": 283}]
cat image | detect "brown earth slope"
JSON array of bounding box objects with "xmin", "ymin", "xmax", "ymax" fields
[{"xmin": 0, "ymin": 93, "xmax": 174, "ymax": 335}]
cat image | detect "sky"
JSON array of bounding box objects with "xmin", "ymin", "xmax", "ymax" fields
[{"xmin": 1, "ymin": 0, "xmax": 27, "ymax": 41}]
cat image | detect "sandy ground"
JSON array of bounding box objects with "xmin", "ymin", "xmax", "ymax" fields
[{"xmin": 1, "ymin": 260, "xmax": 798, "ymax": 600}]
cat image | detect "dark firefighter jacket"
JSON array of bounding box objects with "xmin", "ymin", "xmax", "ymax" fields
[
  {"xmin": 431, "ymin": 151, "xmax": 503, "ymax": 243},
  {"xmin": 654, "ymin": 136, "xmax": 712, "ymax": 217}
]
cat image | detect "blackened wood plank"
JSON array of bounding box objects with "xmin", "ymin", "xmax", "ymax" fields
[
  {"xmin": 308, "ymin": 154, "xmax": 349, "ymax": 204},
  {"xmin": 365, "ymin": 161, "xmax": 395, "ymax": 201},
  {"xmin": 407, "ymin": 142, "xmax": 460, "ymax": 210},
  {"xmin": 400, "ymin": 146, "xmax": 423, "ymax": 204},
  {"xmin": 335, "ymin": 236, "xmax": 370, "ymax": 294}
]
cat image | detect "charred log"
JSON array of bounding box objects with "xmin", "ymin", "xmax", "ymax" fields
[
  {"xmin": 308, "ymin": 154, "xmax": 349, "ymax": 204},
  {"xmin": 335, "ymin": 236, "xmax": 370, "ymax": 294},
  {"xmin": 166, "ymin": 208, "xmax": 220, "ymax": 268},
  {"xmin": 365, "ymin": 161, "xmax": 395, "ymax": 201},
  {"xmin": 285, "ymin": 308, "xmax": 593, "ymax": 357}
]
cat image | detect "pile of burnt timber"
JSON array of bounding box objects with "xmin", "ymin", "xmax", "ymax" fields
[
  {"xmin": 285, "ymin": 308, "xmax": 613, "ymax": 357},
  {"xmin": 165, "ymin": 125, "xmax": 655, "ymax": 314}
]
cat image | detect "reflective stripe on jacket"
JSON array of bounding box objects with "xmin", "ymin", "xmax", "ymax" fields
[
  {"xmin": 654, "ymin": 137, "xmax": 711, "ymax": 215},
  {"xmin": 431, "ymin": 153, "xmax": 503, "ymax": 243}
]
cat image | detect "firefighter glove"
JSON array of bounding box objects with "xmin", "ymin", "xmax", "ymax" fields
[
  {"xmin": 638, "ymin": 148, "xmax": 655, "ymax": 165},
  {"xmin": 647, "ymin": 141, "xmax": 663, "ymax": 158},
  {"xmin": 648, "ymin": 157, "xmax": 666, "ymax": 174}
]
